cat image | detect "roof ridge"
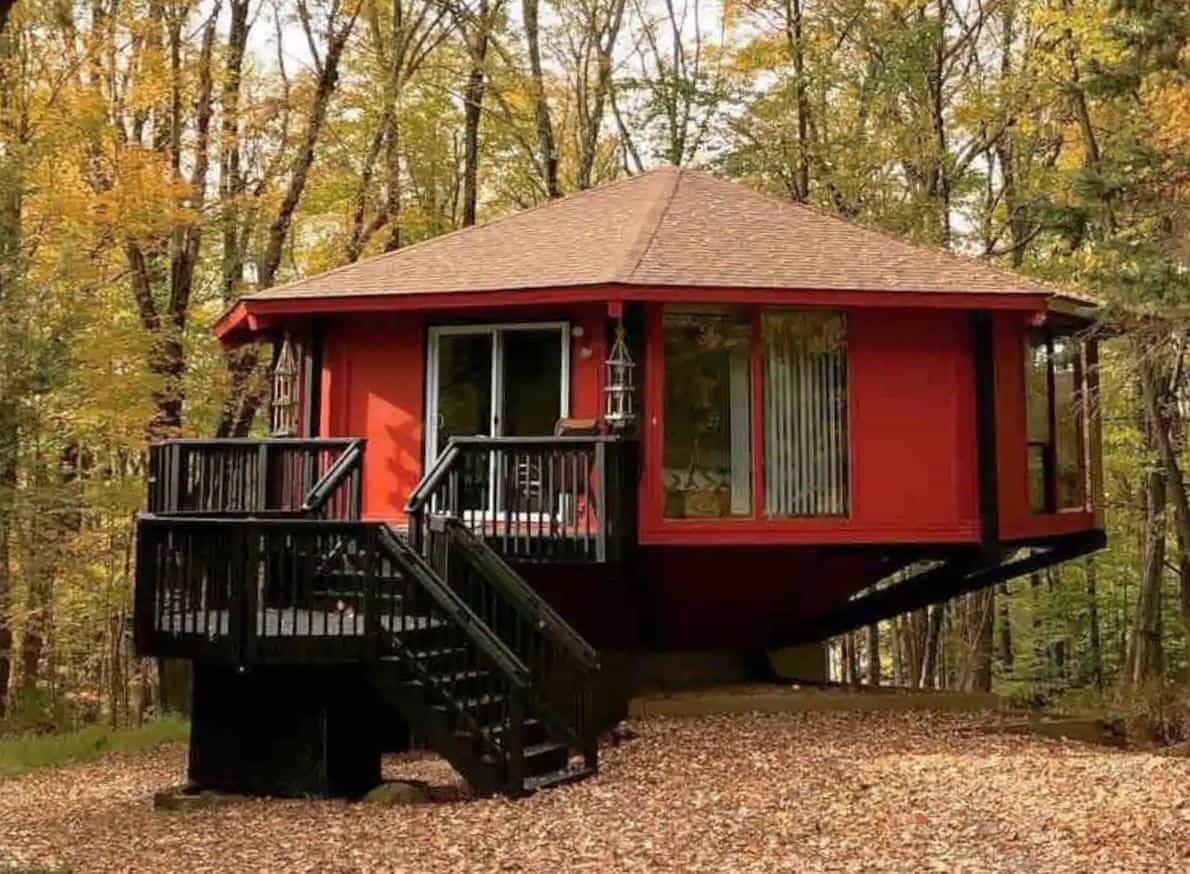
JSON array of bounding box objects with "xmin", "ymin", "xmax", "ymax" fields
[
  {"xmin": 613, "ymin": 165, "xmax": 682, "ymax": 283},
  {"xmin": 248, "ymin": 170, "xmax": 665, "ymax": 300}
]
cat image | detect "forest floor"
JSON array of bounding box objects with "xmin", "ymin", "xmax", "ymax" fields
[{"xmin": 1, "ymin": 711, "xmax": 1188, "ymax": 874}]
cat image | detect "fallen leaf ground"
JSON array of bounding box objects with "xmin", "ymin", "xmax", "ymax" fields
[{"xmin": 1, "ymin": 711, "xmax": 1188, "ymax": 873}]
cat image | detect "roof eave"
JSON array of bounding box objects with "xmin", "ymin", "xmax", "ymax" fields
[
  {"xmin": 1044, "ymin": 293, "xmax": 1103, "ymax": 329},
  {"xmin": 214, "ymin": 283, "xmax": 1071, "ymax": 346}
]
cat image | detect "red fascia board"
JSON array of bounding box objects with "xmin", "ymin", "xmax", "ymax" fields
[{"xmin": 214, "ymin": 283, "xmax": 1055, "ymax": 342}]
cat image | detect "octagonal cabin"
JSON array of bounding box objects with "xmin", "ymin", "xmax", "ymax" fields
[{"xmin": 135, "ymin": 168, "xmax": 1105, "ymax": 798}]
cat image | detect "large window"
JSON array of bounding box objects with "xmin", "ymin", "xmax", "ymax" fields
[
  {"xmin": 661, "ymin": 306, "xmax": 849, "ymax": 520},
  {"xmin": 662, "ymin": 309, "xmax": 753, "ymax": 518},
  {"xmin": 1025, "ymin": 328, "xmax": 1086, "ymax": 513}
]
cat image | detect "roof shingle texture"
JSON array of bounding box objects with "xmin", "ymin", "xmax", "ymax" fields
[{"xmin": 248, "ymin": 166, "xmax": 1079, "ymax": 301}]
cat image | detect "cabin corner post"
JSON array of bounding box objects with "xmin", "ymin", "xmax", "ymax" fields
[
  {"xmin": 972, "ymin": 311, "xmax": 1000, "ymax": 550},
  {"xmin": 302, "ymin": 319, "xmax": 324, "ymax": 438}
]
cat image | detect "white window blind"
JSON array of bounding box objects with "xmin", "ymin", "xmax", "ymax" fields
[{"xmin": 763, "ymin": 310, "xmax": 849, "ymax": 517}]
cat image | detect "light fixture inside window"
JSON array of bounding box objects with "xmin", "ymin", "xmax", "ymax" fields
[{"xmin": 604, "ymin": 318, "xmax": 636, "ymax": 430}]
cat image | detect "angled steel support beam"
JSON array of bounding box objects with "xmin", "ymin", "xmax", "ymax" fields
[{"xmin": 774, "ymin": 529, "xmax": 1106, "ymax": 646}]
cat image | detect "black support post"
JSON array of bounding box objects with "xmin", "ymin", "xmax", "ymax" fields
[
  {"xmin": 302, "ymin": 320, "xmax": 324, "ymax": 438},
  {"xmin": 972, "ymin": 311, "xmax": 1000, "ymax": 550}
]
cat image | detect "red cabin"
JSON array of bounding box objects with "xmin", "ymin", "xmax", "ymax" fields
[{"xmin": 136, "ymin": 167, "xmax": 1105, "ymax": 797}]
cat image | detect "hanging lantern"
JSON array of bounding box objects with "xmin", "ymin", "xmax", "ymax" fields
[
  {"xmin": 604, "ymin": 319, "xmax": 636, "ymax": 430},
  {"xmin": 270, "ymin": 332, "xmax": 300, "ymax": 437}
]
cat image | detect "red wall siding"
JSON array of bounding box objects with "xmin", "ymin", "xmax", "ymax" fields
[
  {"xmin": 314, "ymin": 301, "xmax": 1095, "ymax": 542},
  {"xmin": 640, "ymin": 304, "xmax": 982, "ymax": 544},
  {"xmin": 318, "ymin": 307, "xmax": 607, "ymax": 521},
  {"xmin": 320, "ymin": 315, "xmax": 426, "ymax": 521},
  {"xmin": 850, "ymin": 307, "xmax": 980, "ymax": 538},
  {"xmin": 994, "ymin": 312, "xmax": 1096, "ymax": 540}
]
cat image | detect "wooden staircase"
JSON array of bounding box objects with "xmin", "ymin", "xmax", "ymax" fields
[{"xmin": 366, "ymin": 524, "xmax": 598, "ymax": 796}]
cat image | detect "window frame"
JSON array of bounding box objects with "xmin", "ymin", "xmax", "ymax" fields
[{"xmin": 1024, "ymin": 327, "xmax": 1088, "ymax": 515}]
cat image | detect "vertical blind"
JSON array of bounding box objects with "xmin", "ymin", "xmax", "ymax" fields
[{"xmin": 763, "ymin": 310, "xmax": 849, "ymax": 517}]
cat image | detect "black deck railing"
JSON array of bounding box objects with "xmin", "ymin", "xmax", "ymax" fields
[
  {"xmin": 406, "ymin": 436, "xmax": 635, "ymax": 564},
  {"xmin": 134, "ymin": 515, "xmax": 535, "ymax": 784},
  {"xmin": 147, "ymin": 438, "xmax": 364, "ymax": 520},
  {"xmin": 136, "ymin": 434, "xmax": 605, "ymax": 792}
]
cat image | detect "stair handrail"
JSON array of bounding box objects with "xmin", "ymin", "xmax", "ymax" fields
[
  {"xmin": 439, "ymin": 515, "xmax": 599, "ymax": 670},
  {"xmin": 404, "ymin": 442, "xmax": 461, "ymax": 515},
  {"xmin": 301, "ymin": 438, "xmax": 365, "ymax": 514},
  {"xmin": 376, "ymin": 524, "xmax": 531, "ymax": 686}
]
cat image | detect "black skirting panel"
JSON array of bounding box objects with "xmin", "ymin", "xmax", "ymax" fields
[{"xmin": 189, "ymin": 663, "xmax": 400, "ymax": 798}]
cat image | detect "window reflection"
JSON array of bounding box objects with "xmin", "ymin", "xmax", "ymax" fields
[
  {"xmin": 1025, "ymin": 329, "xmax": 1087, "ymax": 513},
  {"xmin": 662, "ymin": 309, "xmax": 752, "ymax": 518}
]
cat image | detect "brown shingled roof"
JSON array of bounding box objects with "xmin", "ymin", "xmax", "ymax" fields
[{"xmin": 246, "ymin": 166, "xmax": 1092, "ymax": 304}]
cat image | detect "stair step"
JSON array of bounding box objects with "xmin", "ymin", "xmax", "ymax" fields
[
  {"xmin": 523, "ymin": 740, "xmax": 570, "ymax": 776},
  {"xmin": 318, "ymin": 570, "xmax": 404, "ymax": 581},
  {"xmin": 429, "ymin": 669, "xmax": 492, "ymax": 698},
  {"xmin": 523, "ymin": 764, "xmax": 595, "ymax": 793},
  {"xmin": 490, "ymin": 717, "xmax": 548, "ymax": 747}
]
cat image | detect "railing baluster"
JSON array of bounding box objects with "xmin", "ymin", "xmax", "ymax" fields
[
  {"xmin": 594, "ymin": 443, "xmax": 606, "ymax": 563},
  {"xmin": 290, "ymin": 530, "xmax": 301, "ymax": 639},
  {"xmin": 256, "ymin": 443, "xmax": 269, "ymax": 512}
]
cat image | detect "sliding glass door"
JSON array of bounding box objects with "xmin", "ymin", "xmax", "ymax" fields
[{"xmin": 426, "ymin": 322, "xmax": 570, "ymax": 464}]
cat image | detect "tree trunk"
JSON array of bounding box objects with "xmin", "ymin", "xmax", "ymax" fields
[
  {"xmin": 1029, "ymin": 571, "xmax": 1047, "ymax": 680},
  {"xmin": 574, "ymin": 0, "xmax": 626, "ymax": 190},
  {"xmin": 1129, "ymin": 463, "xmax": 1166, "ymax": 687},
  {"xmin": 218, "ymin": 0, "xmax": 252, "ymax": 303},
  {"xmin": 1085, "ymin": 557, "xmax": 1104, "ymax": 690},
  {"xmin": 927, "ymin": 0, "xmax": 951, "ymax": 245},
  {"xmin": 844, "ymin": 631, "xmax": 859, "ymax": 684},
  {"xmin": 219, "ymin": 2, "xmax": 356, "ymax": 438},
  {"xmin": 258, "ymin": 10, "xmax": 355, "ymax": 289},
  {"xmin": 965, "ymin": 590, "xmax": 994, "ymax": 693},
  {"xmin": 920, "ymin": 604, "xmax": 944, "ymax": 689},
  {"xmin": 997, "ymin": 583, "xmax": 1014, "ymax": 676},
  {"xmin": 1181, "ymin": 540, "xmax": 1190, "ymax": 679},
  {"xmin": 903, "ymin": 609, "xmax": 929, "ymax": 689},
  {"xmin": 0, "ymin": 401, "xmax": 13, "ymax": 718},
  {"xmin": 461, "ymin": 0, "xmax": 491, "ymax": 227},
  {"xmin": 382, "ymin": 111, "xmax": 402, "ymax": 252},
  {"xmin": 522, "ymin": 0, "xmax": 559, "ymax": 199},
  {"xmin": 866, "ymin": 623, "xmax": 880, "ymax": 686},
  {"xmin": 19, "ymin": 449, "xmax": 54, "ymax": 697},
  {"xmin": 993, "ymin": 1, "xmax": 1028, "ymax": 266},
  {"xmin": 783, "ymin": 0, "xmax": 810, "ymax": 200},
  {"xmin": 0, "ymin": 15, "xmax": 20, "ymax": 716}
]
